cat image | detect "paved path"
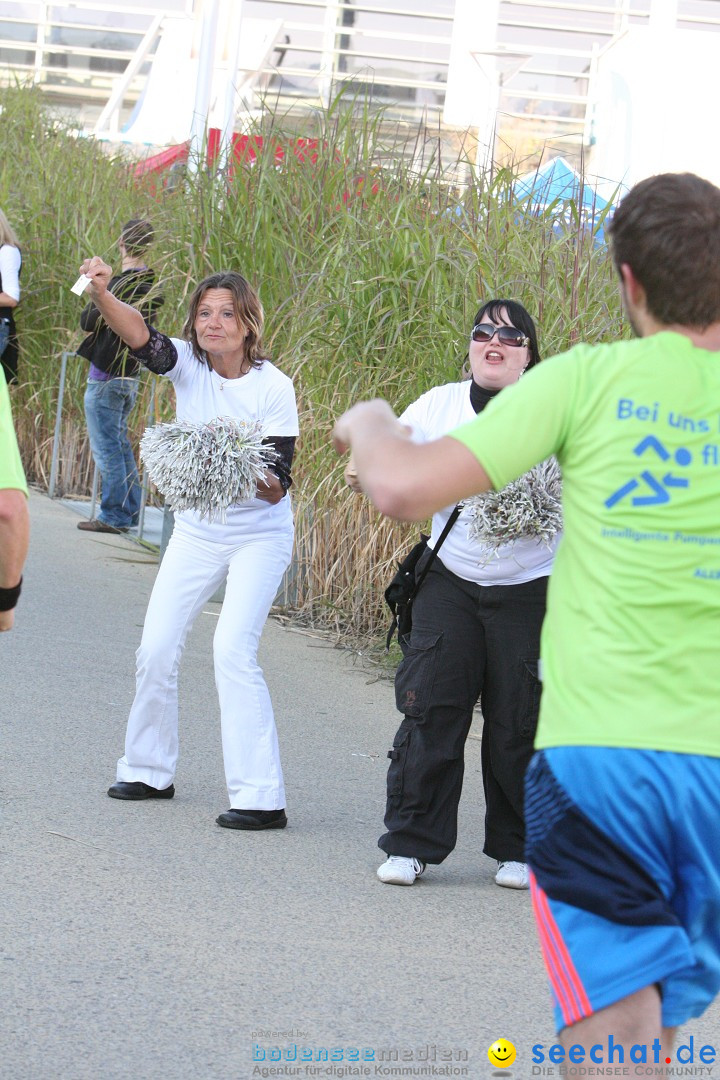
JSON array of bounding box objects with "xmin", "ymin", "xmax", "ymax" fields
[{"xmin": 3, "ymin": 492, "xmax": 719, "ymax": 1079}]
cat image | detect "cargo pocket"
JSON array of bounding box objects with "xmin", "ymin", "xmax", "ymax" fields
[
  {"xmin": 394, "ymin": 629, "xmax": 443, "ymax": 718},
  {"xmin": 386, "ymin": 727, "xmax": 410, "ymax": 800},
  {"xmin": 518, "ymin": 658, "xmax": 542, "ymax": 737}
]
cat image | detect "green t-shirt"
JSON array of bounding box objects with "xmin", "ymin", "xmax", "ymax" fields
[
  {"xmin": 0, "ymin": 367, "xmax": 27, "ymax": 494},
  {"xmin": 450, "ymin": 332, "xmax": 720, "ymax": 757}
]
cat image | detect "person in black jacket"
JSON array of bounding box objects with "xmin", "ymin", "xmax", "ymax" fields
[{"xmin": 78, "ymin": 219, "xmax": 162, "ymax": 533}]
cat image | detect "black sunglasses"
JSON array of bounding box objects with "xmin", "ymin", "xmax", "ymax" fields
[{"xmin": 471, "ymin": 323, "xmax": 529, "ymax": 348}]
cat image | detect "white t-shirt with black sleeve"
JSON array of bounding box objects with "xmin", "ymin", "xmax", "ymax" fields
[
  {"xmin": 158, "ymin": 338, "xmax": 299, "ymax": 541},
  {"xmin": 400, "ymin": 381, "xmax": 558, "ymax": 586}
]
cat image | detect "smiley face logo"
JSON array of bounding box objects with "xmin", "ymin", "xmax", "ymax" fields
[{"xmin": 488, "ymin": 1039, "xmax": 516, "ymax": 1069}]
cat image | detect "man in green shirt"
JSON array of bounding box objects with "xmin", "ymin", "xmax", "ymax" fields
[
  {"xmin": 334, "ymin": 173, "xmax": 720, "ymax": 1061},
  {"xmin": 0, "ymin": 366, "xmax": 29, "ymax": 631}
]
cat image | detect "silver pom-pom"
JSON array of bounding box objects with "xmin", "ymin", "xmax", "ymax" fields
[
  {"xmin": 140, "ymin": 417, "xmax": 275, "ymax": 522},
  {"xmin": 464, "ymin": 457, "xmax": 563, "ymax": 559}
]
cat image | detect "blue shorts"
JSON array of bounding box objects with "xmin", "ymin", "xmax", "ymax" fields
[{"xmin": 525, "ymin": 747, "xmax": 720, "ymax": 1031}]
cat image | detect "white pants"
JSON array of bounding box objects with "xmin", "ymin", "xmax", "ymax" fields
[{"xmin": 116, "ymin": 522, "xmax": 293, "ymax": 808}]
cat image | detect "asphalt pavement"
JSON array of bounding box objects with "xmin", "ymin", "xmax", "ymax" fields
[{"xmin": 2, "ymin": 491, "xmax": 719, "ymax": 1080}]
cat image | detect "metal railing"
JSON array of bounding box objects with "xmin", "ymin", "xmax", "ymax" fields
[{"xmin": 49, "ymin": 350, "xmax": 159, "ymax": 544}]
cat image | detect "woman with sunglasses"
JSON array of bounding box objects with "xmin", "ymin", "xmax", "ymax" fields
[
  {"xmin": 350, "ymin": 299, "xmax": 560, "ymax": 888},
  {"xmin": 77, "ymin": 257, "xmax": 298, "ymax": 831}
]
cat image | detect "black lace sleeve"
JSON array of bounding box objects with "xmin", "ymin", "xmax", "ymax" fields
[
  {"xmin": 262, "ymin": 436, "xmax": 296, "ymax": 493},
  {"xmin": 130, "ymin": 326, "xmax": 178, "ymax": 375}
]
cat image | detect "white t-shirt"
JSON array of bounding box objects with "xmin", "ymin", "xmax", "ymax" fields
[
  {"xmin": 0, "ymin": 245, "xmax": 21, "ymax": 302},
  {"xmin": 400, "ymin": 381, "xmax": 558, "ymax": 585},
  {"xmin": 162, "ymin": 338, "xmax": 299, "ymax": 540}
]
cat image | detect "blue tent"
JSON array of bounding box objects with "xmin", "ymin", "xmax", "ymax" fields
[{"xmin": 513, "ymin": 156, "xmax": 612, "ymax": 242}]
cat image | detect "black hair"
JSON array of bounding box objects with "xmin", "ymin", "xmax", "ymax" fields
[{"xmin": 472, "ymin": 298, "xmax": 541, "ymax": 367}]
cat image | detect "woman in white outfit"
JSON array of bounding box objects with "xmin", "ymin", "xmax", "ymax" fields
[{"xmin": 79, "ymin": 257, "xmax": 298, "ymax": 830}]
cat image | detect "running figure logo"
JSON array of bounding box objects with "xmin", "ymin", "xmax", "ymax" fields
[{"xmin": 605, "ymin": 435, "xmax": 692, "ymax": 508}]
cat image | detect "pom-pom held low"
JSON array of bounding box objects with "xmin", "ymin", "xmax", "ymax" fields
[{"xmin": 140, "ymin": 417, "xmax": 275, "ymax": 521}]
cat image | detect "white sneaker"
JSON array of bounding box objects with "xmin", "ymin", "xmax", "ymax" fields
[
  {"xmin": 495, "ymin": 860, "xmax": 529, "ymax": 890},
  {"xmin": 377, "ymin": 855, "xmax": 426, "ymax": 886}
]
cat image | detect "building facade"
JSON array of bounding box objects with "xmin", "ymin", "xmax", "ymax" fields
[{"xmin": 1, "ymin": 1, "xmax": 718, "ymax": 181}]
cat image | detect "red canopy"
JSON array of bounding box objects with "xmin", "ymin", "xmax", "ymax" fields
[{"xmin": 133, "ymin": 128, "xmax": 328, "ymax": 178}]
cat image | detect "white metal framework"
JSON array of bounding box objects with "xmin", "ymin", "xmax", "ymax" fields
[{"xmin": 0, "ymin": 0, "xmax": 719, "ymax": 157}]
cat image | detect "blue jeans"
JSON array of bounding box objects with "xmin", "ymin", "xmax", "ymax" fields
[
  {"xmin": 84, "ymin": 377, "xmax": 142, "ymax": 528},
  {"xmin": 0, "ymin": 319, "xmax": 10, "ymax": 357}
]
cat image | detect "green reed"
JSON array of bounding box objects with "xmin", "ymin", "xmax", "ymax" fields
[{"xmin": 2, "ymin": 84, "xmax": 624, "ymax": 637}]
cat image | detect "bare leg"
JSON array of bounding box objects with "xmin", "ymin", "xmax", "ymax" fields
[{"xmin": 559, "ymin": 985, "xmax": 676, "ymax": 1074}]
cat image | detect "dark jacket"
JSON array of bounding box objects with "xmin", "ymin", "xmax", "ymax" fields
[{"xmin": 78, "ymin": 268, "xmax": 163, "ymax": 377}]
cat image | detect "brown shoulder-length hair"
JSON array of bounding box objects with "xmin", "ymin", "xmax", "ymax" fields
[{"xmin": 182, "ymin": 271, "xmax": 266, "ymax": 369}]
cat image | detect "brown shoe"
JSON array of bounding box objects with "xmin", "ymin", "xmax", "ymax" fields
[{"xmin": 77, "ymin": 518, "xmax": 127, "ymax": 533}]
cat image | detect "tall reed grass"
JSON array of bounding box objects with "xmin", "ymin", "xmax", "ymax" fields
[{"xmin": 2, "ymin": 84, "xmax": 624, "ymax": 637}]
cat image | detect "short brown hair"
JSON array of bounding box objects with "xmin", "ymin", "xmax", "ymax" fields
[
  {"xmin": 182, "ymin": 271, "xmax": 266, "ymax": 369},
  {"xmin": 120, "ymin": 218, "xmax": 154, "ymax": 254},
  {"xmin": 609, "ymin": 173, "xmax": 720, "ymax": 328}
]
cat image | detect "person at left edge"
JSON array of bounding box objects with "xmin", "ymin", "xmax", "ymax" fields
[
  {"xmin": 0, "ymin": 208, "xmax": 22, "ymax": 385},
  {"xmin": 78, "ymin": 255, "xmax": 298, "ymax": 831},
  {"xmin": 0, "ymin": 366, "xmax": 30, "ymax": 631},
  {"xmin": 77, "ymin": 219, "xmax": 162, "ymax": 533}
]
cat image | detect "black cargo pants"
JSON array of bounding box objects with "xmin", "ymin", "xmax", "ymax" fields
[{"xmin": 379, "ymin": 553, "xmax": 547, "ymax": 865}]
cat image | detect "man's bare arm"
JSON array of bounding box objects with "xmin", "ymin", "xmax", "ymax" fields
[
  {"xmin": 0, "ymin": 488, "xmax": 30, "ymax": 632},
  {"xmin": 333, "ymin": 400, "xmax": 493, "ymax": 521}
]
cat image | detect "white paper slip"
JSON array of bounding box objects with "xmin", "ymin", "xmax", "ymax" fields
[{"xmin": 70, "ymin": 274, "xmax": 92, "ymax": 296}]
